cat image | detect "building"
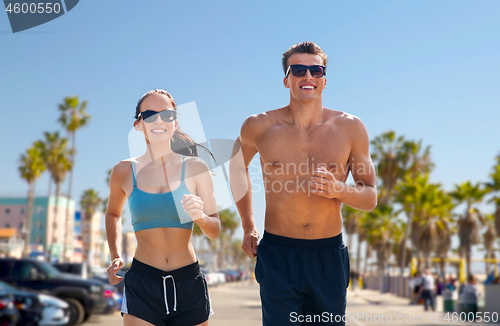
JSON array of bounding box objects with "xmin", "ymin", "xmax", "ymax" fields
[
  {"xmin": 80, "ymin": 210, "xmax": 103, "ymax": 267},
  {"xmin": 0, "ymin": 228, "xmax": 23, "ymax": 258},
  {"xmin": 0, "ymin": 196, "xmax": 75, "ymax": 261},
  {"xmin": 73, "ymin": 212, "xmax": 83, "ymax": 262},
  {"xmin": 101, "ymin": 231, "xmax": 136, "ymax": 267}
]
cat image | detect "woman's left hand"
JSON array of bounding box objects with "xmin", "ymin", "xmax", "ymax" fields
[{"xmin": 181, "ymin": 194, "xmax": 204, "ymax": 221}]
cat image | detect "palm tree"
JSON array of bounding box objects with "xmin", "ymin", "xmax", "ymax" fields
[
  {"xmin": 399, "ymin": 140, "xmax": 434, "ymax": 179},
  {"xmin": 58, "ymin": 96, "xmax": 90, "ymax": 261},
  {"xmin": 342, "ymin": 204, "xmax": 365, "ymax": 272},
  {"xmin": 416, "ymin": 181, "xmax": 453, "ymax": 269},
  {"xmin": 342, "ymin": 205, "xmax": 361, "ymax": 251},
  {"xmin": 363, "ymin": 203, "xmax": 399, "ymax": 274},
  {"xmin": 80, "ymin": 189, "xmax": 102, "ymax": 263},
  {"xmin": 40, "ymin": 131, "xmax": 72, "ymax": 258},
  {"xmin": 219, "ymin": 209, "xmax": 239, "ymax": 268},
  {"xmin": 395, "ymin": 175, "xmax": 419, "ymax": 275},
  {"xmin": 482, "ymin": 214, "xmax": 497, "ymax": 275},
  {"xmin": 19, "ymin": 142, "xmax": 46, "ymax": 257},
  {"xmin": 450, "ymin": 181, "xmax": 488, "ymax": 278},
  {"xmin": 370, "ymin": 131, "xmax": 405, "ymax": 205},
  {"xmin": 396, "ymin": 175, "xmax": 452, "ymax": 273},
  {"xmin": 485, "ymin": 153, "xmax": 500, "ymax": 236}
]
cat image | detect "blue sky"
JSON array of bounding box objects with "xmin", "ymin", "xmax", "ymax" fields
[{"xmin": 1, "ymin": 1, "xmax": 499, "ymax": 259}]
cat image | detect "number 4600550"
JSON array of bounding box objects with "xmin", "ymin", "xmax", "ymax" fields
[
  {"xmin": 5, "ymin": 3, "xmax": 61, "ymax": 14},
  {"xmin": 444, "ymin": 312, "xmax": 498, "ymax": 323}
]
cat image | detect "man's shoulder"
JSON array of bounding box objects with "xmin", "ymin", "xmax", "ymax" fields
[
  {"xmin": 241, "ymin": 107, "xmax": 285, "ymax": 135},
  {"xmin": 325, "ymin": 109, "xmax": 364, "ymax": 127}
]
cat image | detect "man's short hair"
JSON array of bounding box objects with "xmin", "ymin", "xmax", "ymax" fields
[{"xmin": 282, "ymin": 42, "xmax": 328, "ymax": 75}]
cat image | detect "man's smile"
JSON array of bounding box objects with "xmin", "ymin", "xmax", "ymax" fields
[{"xmin": 300, "ymin": 84, "xmax": 316, "ymax": 90}]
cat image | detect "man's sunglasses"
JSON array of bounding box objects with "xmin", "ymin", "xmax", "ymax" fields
[
  {"xmin": 285, "ymin": 65, "xmax": 326, "ymax": 78},
  {"xmin": 138, "ymin": 109, "xmax": 177, "ymax": 123}
]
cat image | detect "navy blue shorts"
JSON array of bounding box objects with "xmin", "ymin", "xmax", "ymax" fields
[
  {"xmin": 255, "ymin": 231, "xmax": 350, "ymax": 325},
  {"xmin": 121, "ymin": 258, "xmax": 212, "ymax": 326}
]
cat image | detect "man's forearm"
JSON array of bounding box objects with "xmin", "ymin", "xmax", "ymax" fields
[
  {"xmin": 336, "ymin": 182, "xmax": 377, "ymax": 212},
  {"xmin": 235, "ymin": 171, "xmax": 256, "ymax": 232}
]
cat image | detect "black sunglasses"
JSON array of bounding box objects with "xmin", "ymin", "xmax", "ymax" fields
[
  {"xmin": 138, "ymin": 109, "xmax": 177, "ymax": 123},
  {"xmin": 285, "ymin": 65, "xmax": 326, "ymax": 78}
]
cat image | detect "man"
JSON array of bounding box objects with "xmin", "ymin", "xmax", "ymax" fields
[
  {"xmin": 230, "ymin": 42, "xmax": 377, "ymax": 325},
  {"xmin": 420, "ymin": 269, "xmax": 436, "ymax": 311}
]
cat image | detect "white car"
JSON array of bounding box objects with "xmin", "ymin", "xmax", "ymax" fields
[{"xmin": 38, "ymin": 294, "xmax": 70, "ymax": 326}]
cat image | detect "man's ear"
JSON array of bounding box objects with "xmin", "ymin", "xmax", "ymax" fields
[
  {"xmin": 323, "ymin": 78, "xmax": 327, "ymax": 89},
  {"xmin": 134, "ymin": 120, "xmax": 142, "ymax": 131},
  {"xmin": 283, "ymin": 76, "xmax": 290, "ymax": 89}
]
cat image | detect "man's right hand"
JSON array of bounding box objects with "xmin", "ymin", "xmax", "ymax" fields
[
  {"xmin": 107, "ymin": 258, "xmax": 124, "ymax": 285},
  {"xmin": 242, "ymin": 228, "xmax": 260, "ymax": 258}
]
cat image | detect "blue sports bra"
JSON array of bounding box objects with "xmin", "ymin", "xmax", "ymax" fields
[{"xmin": 128, "ymin": 156, "xmax": 194, "ymax": 232}]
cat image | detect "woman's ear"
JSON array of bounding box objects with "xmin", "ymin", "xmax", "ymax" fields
[
  {"xmin": 134, "ymin": 120, "xmax": 142, "ymax": 131},
  {"xmin": 174, "ymin": 120, "xmax": 179, "ymax": 131}
]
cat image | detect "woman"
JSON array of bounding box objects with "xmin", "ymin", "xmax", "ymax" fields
[{"xmin": 105, "ymin": 89, "xmax": 221, "ymax": 326}]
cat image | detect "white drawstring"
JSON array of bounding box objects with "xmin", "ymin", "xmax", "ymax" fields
[{"xmin": 162, "ymin": 275, "xmax": 177, "ymax": 314}]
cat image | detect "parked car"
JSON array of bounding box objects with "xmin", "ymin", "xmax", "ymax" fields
[
  {"xmin": 201, "ymin": 270, "xmax": 226, "ymax": 286},
  {"xmin": 53, "ymin": 263, "xmax": 121, "ymax": 314},
  {"xmin": 38, "ymin": 294, "xmax": 69, "ymax": 326},
  {"xmin": 0, "ymin": 290, "xmax": 19, "ymax": 326},
  {"xmin": 52, "ymin": 263, "xmax": 88, "ymax": 279},
  {"xmin": 222, "ymin": 270, "xmax": 241, "ymax": 282},
  {"xmin": 0, "ymin": 281, "xmax": 42, "ymax": 326},
  {"xmin": 0, "ymin": 258, "xmax": 107, "ymax": 325}
]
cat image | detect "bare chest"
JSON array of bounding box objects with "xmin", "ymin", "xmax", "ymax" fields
[{"xmin": 256, "ymin": 124, "xmax": 352, "ymax": 180}]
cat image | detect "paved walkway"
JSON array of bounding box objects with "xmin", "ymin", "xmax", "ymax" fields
[{"xmin": 86, "ymin": 282, "xmax": 497, "ymax": 325}]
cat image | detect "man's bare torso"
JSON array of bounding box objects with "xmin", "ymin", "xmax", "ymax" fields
[{"xmin": 254, "ymin": 107, "xmax": 357, "ymax": 239}]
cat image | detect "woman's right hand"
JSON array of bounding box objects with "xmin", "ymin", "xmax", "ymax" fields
[{"xmin": 106, "ymin": 258, "xmax": 125, "ymax": 285}]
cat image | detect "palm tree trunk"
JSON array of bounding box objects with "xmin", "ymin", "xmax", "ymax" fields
[
  {"xmin": 23, "ymin": 182, "xmax": 35, "ymax": 257},
  {"xmin": 485, "ymin": 252, "xmax": 490, "ymax": 275},
  {"xmin": 440, "ymin": 257, "xmax": 446, "ymax": 277},
  {"xmin": 400, "ymin": 211, "xmax": 413, "ymax": 276},
  {"xmin": 48, "ymin": 184, "xmax": 61, "ymax": 262},
  {"xmin": 356, "ymin": 235, "xmax": 362, "ymax": 274},
  {"xmin": 466, "ymin": 247, "xmax": 472, "ymax": 279},
  {"xmin": 363, "ymin": 243, "xmax": 370, "ymax": 276},
  {"xmin": 348, "ymin": 233, "xmax": 353, "ymax": 254},
  {"xmin": 44, "ymin": 179, "xmax": 53, "ymax": 259},
  {"xmin": 63, "ymin": 132, "xmax": 75, "ymax": 262}
]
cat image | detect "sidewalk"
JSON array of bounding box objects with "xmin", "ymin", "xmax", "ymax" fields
[{"xmin": 347, "ymin": 289, "xmax": 495, "ymax": 326}]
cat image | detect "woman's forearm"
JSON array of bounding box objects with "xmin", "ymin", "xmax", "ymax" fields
[
  {"xmin": 105, "ymin": 212, "xmax": 122, "ymax": 261},
  {"xmin": 195, "ymin": 213, "xmax": 221, "ymax": 240}
]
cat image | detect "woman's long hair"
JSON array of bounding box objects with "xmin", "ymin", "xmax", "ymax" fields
[{"xmin": 135, "ymin": 89, "xmax": 215, "ymax": 161}]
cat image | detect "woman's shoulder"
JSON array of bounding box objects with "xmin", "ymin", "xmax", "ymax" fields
[
  {"xmin": 110, "ymin": 159, "xmax": 135, "ymax": 180},
  {"xmin": 184, "ymin": 156, "xmax": 211, "ymax": 179},
  {"xmin": 185, "ymin": 155, "xmax": 210, "ymax": 170}
]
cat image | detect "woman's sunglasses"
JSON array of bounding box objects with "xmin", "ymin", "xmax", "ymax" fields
[
  {"xmin": 285, "ymin": 65, "xmax": 326, "ymax": 78},
  {"xmin": 138, "ymin": 109, "xmax": 177, "ymax": 123}
]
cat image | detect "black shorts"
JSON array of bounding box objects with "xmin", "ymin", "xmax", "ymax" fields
[
  {"xmin": 255, "ymin": 231, "xmax": 350, "ymax": 325},
  {"xmin": 121, "ymin": 258, "xmax": 212, "ymax": 326}
]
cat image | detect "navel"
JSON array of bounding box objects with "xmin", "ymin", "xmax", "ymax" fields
[{"xmin": 302, "ymin": 223, "xmax": 309, "ymax": 228}]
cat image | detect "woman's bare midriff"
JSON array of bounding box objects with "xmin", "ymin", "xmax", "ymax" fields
[{"xmin": 133, "ymin": 227, "xmax": 197, "ymax": 272}]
